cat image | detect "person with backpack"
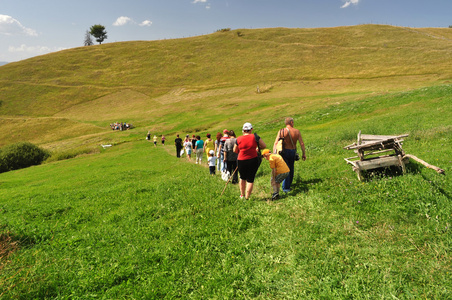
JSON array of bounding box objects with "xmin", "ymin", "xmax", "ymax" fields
[
  {"xmin": 223, "ymin": 129, "xmax": 238, "ymax": 184},
  {"xmin": 272, "ymin": 117, "xmax": 306, "ymax": 192},
  {"xmin": 233, "ymin": 122, "xmax": 266, "ymax": 200}
]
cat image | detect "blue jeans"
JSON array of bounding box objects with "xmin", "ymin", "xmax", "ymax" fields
[{"xmin": 282, "ymin": 149, "xmax": 296, "ymax": 191}]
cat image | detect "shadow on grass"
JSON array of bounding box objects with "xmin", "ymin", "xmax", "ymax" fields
[{"xmin": 274, "ymin": 178, "xmax": 324, "ymax": 200}]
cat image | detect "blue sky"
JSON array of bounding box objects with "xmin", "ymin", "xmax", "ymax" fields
[{"xmin": 1, "ymin": 0, "xmax": 451, "ymax": 62}]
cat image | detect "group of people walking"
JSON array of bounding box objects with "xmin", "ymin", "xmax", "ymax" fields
[
  {"xmin": 173, "ymin": 117, "xmax": 306, "ymax": 200},
  {"xmin": 147, "ymin": 132, "xmax": 166, "ymax": 146}
]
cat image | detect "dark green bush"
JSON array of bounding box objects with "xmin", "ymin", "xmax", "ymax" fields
[{"xmin": 0, "ymin": 142, "xmax": 50, "ymax": 173}]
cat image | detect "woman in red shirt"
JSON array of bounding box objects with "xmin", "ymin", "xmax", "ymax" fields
[{"xmin": 233, "ymin": 122, "xmax": 266, "ymax": 200}]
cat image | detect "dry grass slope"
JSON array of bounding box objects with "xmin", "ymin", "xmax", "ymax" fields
[{"xmin": 0, "ymin": 25, "xmax": 451, "ymax": 150}]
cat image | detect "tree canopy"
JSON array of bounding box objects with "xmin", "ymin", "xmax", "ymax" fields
[{"xmin": 89, "ymin": 25, "xmax": 107, "ymax": 44}]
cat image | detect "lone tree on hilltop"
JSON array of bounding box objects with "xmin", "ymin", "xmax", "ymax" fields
[
  {"xmin": 90, "ymin": 24, "xmax": 107, "ymax": 44},
  {"xmin": 84, "ymin": 30, "xmax": 94, "ymax": 46}
]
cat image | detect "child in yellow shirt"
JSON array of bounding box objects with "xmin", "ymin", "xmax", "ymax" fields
[{"xmin": 262, "ymin": 149, "xmax": 290, "ymax": 200}]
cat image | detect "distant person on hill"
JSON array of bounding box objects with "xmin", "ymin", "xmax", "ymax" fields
[
  {"xmin": 161, "ymin": 135, "xmax": 166, "ymax": 145},
  {"xmin": 153, "ymin": 135, "xmax": 158, "ymax": 146},
  {"xmin": 224, "ymin": 129, "xmax": 238, "ymax": 184},
  {"xmin": 194, "ymin": 135, "xmax": 204, "ymax": 164},
  {"xmin": 208, "ymin": 150, "xmax": 216, "ymax": 176},
  {"xmin": 261, "ymin": 149, "xmax": 290, "ymax": 200},
  {"xmin": 175, "ymin": 134, "xmax": 183, "ymax": 158},
  {"xmin": 146, "ymin": 131, "xmax": 151, "ymax": 141},
  {"xmin": 184, "ymin": 135, "xmax": 193, "ymax": 162},
  {"xmin": 272, "ymin": 117, "xmax": 306, "ymax": 193},
  {"xmin": 233, "ymin": 122, "xmax": 266, "ymax": 200},
  {"xmin": 203, "ymin": 133, "xmax": 215, "ymax": 160}
]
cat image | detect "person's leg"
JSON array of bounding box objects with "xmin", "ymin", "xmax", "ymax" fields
[
  {"xmin": 199, "ymin": 149, "xmax": 204, "ymax": 163},
  {"xmin": 220, "ymin": 153, "xmax": 225, "ymax": 171},
  {"xmin": 271, "ymin": 182, "xmax": 280, "ymax": 200},
  {"xmin": 231, "ymin": 161, "xmax": 238, "ymax": 184},
  {"xmin": 240, "ymin": 179, "xmax": 246, "ymax": 197},
  {"xmin": 282, "ymin": 149, "xmax": 295, "ymax": 191},
  {"xmin": 245, "ymin": 182, "xmax": 254, "ymax": 199}
]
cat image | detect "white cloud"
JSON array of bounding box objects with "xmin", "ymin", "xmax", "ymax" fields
[
  {"xmin": 113, "ymin": 16, "xmax": 153, "ymax": 27},
  {"xmin": 192, "ymin": 0, "xmax": 210, "ymax": 9},
  {"xmin": 139, "ymin": 20, "xmax": 153, "ymax": 27},
  {"xmin": 113, "ymin": 16, "xmax": 134, "ymax": 26},
  {"xmin": 0, "ymin": 14, "xmax": 38, "ymax": 36},
  {"xmin": 8, "ymin": 44, "xmax": 66, "ymax": 55},
  {"xmin": 341, "ymin": 0, "xmax": 360, "ymax": 8}
]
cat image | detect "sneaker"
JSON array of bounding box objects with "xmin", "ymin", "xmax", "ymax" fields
[
  {"xmin": 240, "ymin": 195, "xmax": 244, "ymax": 199},
  {"xmin": 282, "ymin": 189, "xmax": 291, "ymax": 193},
  {"xmin": 272, "ymin": 192, "xmax": 279, "ymax": 200}
]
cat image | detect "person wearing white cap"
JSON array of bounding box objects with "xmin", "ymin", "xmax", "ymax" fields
[
  {"xmin": 208, "ymin": 150, "xmax": 217, "ymax": 176},
  {"xmin": 233, "ymin": 122, "xmax": 267, "ymax": 200}
]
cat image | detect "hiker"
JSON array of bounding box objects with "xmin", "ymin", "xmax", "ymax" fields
[
  {"xmin": 217, "ymin": 129, "xmax": 230, "ymax": 173},
  {"xmin": 153, "ymin": 135, "xmax": 158, "ymax": 146},
  {"xmin": 261, "ymin": 149, "xmax": 290, "ymax": 200},
  {"xmin": 272, "ymin": 117, "xmax": 306, "ymax": 192},
  {"xmin": 175, "ymin": 134, "xmax": 183, "ymax": 158},
  {"xmin": 161, "ymin": 135, "xmax": 166, "ymax": 145},
  {"xmin": 146, "ymin": 131, "xmax": 151, "ymax": 141},
  {"xmin": 214, "ymin": 132, "xmax": 222, "ymax": 171},
  {"xmin": 233, "ymin": 122, "xmax": 266, "ymax": 200},
  {"xmin": 208, "ymin": 150, "xmax": 216, "ymax": 176},
  {"xmin": 203, "ymin": 133, "xmax": 215, "ymax": 160},
  {"xmin": 183, "ymin": 135, "xmax": 192, "ymax": 161},
  {"xmin": 194, "ymin": 135, "xmax": 204, "ymax": 164},
  {"xmin": 223, "ymin": 129, "xmax": 238, "ymax": 184},
  {"xmin": 191, "ymin": 134, "xmax": 197, "ymax": 150}
]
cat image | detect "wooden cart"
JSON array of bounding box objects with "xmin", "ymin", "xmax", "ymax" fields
[
  {"xmin": 344, "ymin": 132, "xmax": 409, "ymax": 181},
  {"xmin": 344, "ymin": 131, "xmax": 444, "ymax": 181}
]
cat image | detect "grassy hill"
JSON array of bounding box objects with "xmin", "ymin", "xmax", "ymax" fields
[
  {"xmin": 0, "ymin": 25, "xmax": 451, "ymax": 151},
  {"xmin": 0, "ymin": 25, "xmax": 451, "ymax": 298}
]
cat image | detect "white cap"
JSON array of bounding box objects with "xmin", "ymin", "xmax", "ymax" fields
[
  {"xmin": 242, "ymin": 122, "xmax": 253, "ymax": 131},
  {"xmin": 209, "ymin": 150, "xmax": 215, "ymax": 155}
]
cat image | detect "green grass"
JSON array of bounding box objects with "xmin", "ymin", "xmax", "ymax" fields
[{"xmin": 1, "ymin": 82, "xmax": 451, "ymax": 298}]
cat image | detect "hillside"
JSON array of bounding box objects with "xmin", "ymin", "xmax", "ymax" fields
[
  {"xmin": 0, "ymin": 25, "xmax": 451, "ymax": 298},
  {"xmin": 0, "ymin": 25, "xmax": 452, "ymax": 151}
]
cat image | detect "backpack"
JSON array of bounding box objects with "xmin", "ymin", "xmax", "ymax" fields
[{"xmin": 276, "ymin": 128, "xmax": 285, "ymax": 155}]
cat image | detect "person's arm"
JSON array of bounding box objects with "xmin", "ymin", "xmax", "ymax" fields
[
  {"xmin": 259, "ymin": 138, "xmax": 266, "ymax": 150},
  {"xmin": 233, "ymin": 142, "xmax": 239, "ymax": 154},
  {"xmin": 298, "ymin": 133, "xmax": 306, "ymax": 161},
  {"xmin": 218, "ymin": 144, "xmax": 222, "ymax": 158}
]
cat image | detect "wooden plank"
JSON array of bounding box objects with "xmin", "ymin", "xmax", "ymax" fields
[
  {"xmin": 346, "ymin": 139, "xmax": 402, "ymax": 150},
  {"xmin": 404, "ymin": 154, "xmax": 445, "ymax": 174},
  {"xmin": 344, "ymin": 134, "xmax": 409, "ymax": 150},
  {"xmin": 360, "ymin": 134, "xmax": 407, "ymax": 141},
  {"xmin": 355, "ymin": 156, "xmax": 401, "ymax": 170}
]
